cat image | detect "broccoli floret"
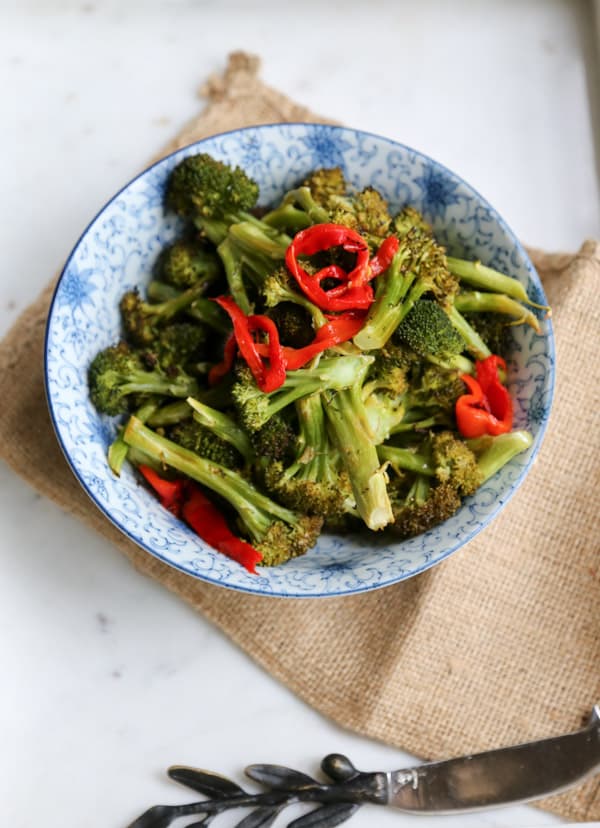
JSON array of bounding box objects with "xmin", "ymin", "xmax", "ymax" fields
[
  {"xmin": 168, "ymin": 419, "xmax": 242, "ymax": 470},
  {"xmin": 389, "ymin": 475, "xmax": 462, "ymax": 539},
  {"xmin": 353, "ymin": 230, "xmax": 458, "ymax": 351},
  {"xmin": 88, "ymin": 342, "xmax": 199, "ymax": 416},
  {"xmin": 185, "ymin": 396, "xmax": 253, "ymax": 463},
  {"xmin": 396, "ymin": 300, "xmax": 463, "ymax": 360},
  {"xmin": 165, "ymin": 154, "xmax": 292, "ymax": 313},
  {"xmin": 393, "ymin": 206, "xmax": 432, "ymax": 238},
  {"xmin": 430, "ymin": 431, "xmax": 482, "ymax": 496},
  {"xmin": 156, "ymin": 238, "xmax": 222, "ymax": 289},
  {"xmin": 262, "ymin": 395, "xmax": 354, "ymax": 520},
  {"xmin": 123, "ymin": 417, "xmax": 323, "ymax": 566},
  {"xmin": 232, "ymin": 354, "xmax": 374, "ymax": 433},
  {"xmin": 147, "ymin": 281, "xmax": 231, "ymax": 335},
  {"xmin": 461, "ymin": 312, "xmax": 508, "ymax": 358},
  {"xmin": 166, "ymin": 153, "xmax": 259, "ymax": 240},
  {"xmin": 120, "ymin": 280, "xmax": 210, "ymax": 346},
  {"xmin": 251, "ymin": 414, "xmax": 296, "ymax": 462},
  {"xmin": 360, "ymin": 361, "xmax": 408, "ymax": 445},
  {"xmin": 405, "ymin": 364, "xmax": 466, "ymax": 413},
  {"xmin": 141, "ymin": 323, "xmax": 208, "ymax": 375},
  {"xmin": 303, "ymin": 167, "xmax": 347, "ymax": 205},
  {"xmin": 352, "ymin": 187, "xmax": 393, "ymax": 238},
  {"xmin": 261, "ymin": 267, "xmax": 327, "ymax": 330}
]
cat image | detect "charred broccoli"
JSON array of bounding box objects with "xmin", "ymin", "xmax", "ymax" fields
[
  {"xmin": 88, "ymin": 342, "xmax": 199, "ymax": 416},
  {"xmin": 156, "ymin": 238, "xmax": 222, "ymax": 289},
  {"xmin": 123, "ymin": 417, "xmax": 322, "ymax": 566}
]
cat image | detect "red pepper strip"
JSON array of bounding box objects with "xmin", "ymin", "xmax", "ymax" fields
[
  {"xmin": 138, "ymin": 465, "xmax": 186, "ymax": 517},
  {"xmin": 369, "ymin": 235, "xmax": 400, "ymax": 278},
  {"xmin": 214, "ymin": 296, "xmax": 286, "ymax": 393},
  {"xmin": 254, "ymin": 311, "xmax": 366, "ymax": 370},
  {"xmin": 455, "ymin": 356, "xmax": 513, "ymax": 438},
  {"xmin": 208, "ymin": 332, "xmax": 237, "ymax": 387},
  {"xmin": 182, "ymin": 483, "xmax": 262, "ymax": 574},
  {"xmin": 247, "ymin": 314, "xmax": 286, "ymax": 392},
  {"xmin": 475, "ymin": 355, "xmax": 512, "ymax": 432},
  {"xmin": 285, "ymin": 223, "xmax": 373, "ymax": 311}
]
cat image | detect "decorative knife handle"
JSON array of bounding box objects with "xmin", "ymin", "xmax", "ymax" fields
[{"xmin": 126, "ymin": 754, "xmax": 388, "ymax": 828}]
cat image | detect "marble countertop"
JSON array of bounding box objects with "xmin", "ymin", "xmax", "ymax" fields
[{"xmin": 1, "ymin": 2, "xmax": 598, "ymax": 826}]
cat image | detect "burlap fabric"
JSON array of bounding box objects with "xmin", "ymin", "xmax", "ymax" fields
[{"xmin": 2, "ymin": 53, "xmax": 599, "ymax": 821}]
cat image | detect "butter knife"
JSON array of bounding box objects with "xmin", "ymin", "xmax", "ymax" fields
[{"xmin": 128, "ymin": 703, "xmax": 600, "ymax": 827}]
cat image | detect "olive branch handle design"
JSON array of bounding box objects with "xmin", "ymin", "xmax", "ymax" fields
[{"xmin": 127, "ymin": 754, "xmax": 388, "ymax": 828}]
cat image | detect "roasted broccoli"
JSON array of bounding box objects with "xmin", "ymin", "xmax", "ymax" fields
[
  {"xmin": 156, "ymin": 238, "xmax": 222, "ymax": 289},
  {"xmin": 262, "ymin": 394, "xmax": 354, "ymax": 519},
  {"xmin": 88, "ymin": 342, "xmax": 199, "ymax": 416},
  {"xmin": 141, "ymin": 322, "xmax": 208, "ymax": 375},
  {"xmin": 168, "ymin": 418, "xmax": 243, "ymax": 470},
  {"xmin": 166, "ymin": 153, "xmax": 260, "ymax": 244},
  {"xmin": 120, "ymin": 280, "xmax": 210, "ymax": 346},
  {"xmin": 353, "ymin": 229, "xmax": 458, "ymax": 351},
  {"xmin": 123, "ymin": 417, "xmax": 322, "ymax": 566},
  {"xmin": 232, "ymin": 354, "xmax": 373, "ymax": 433}
]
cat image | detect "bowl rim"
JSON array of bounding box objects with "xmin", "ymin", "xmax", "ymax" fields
[{"xmin": 44, "ymin": 122, "xmax": 555, "ymax": 598}]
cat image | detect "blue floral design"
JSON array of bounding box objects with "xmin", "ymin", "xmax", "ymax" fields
[
  {"xmin": 299, "ymin": 128, "xmax": 352, "ymax": 170},
  {"xmin": 57, "ymin": 265, "xmax": 96, "ymax": 312},
  {"xmin": 414, "ymin": 165, "xmax": 461, "ymax": 221}
]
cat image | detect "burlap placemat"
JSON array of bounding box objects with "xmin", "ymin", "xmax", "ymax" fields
[{"xmin": 2, "ymin": 53, "xmax": 599, "ymax": 821}]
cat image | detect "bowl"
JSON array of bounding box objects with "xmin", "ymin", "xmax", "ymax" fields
[{"xmin": 44, "ymin": 124, "xmax": 554, "ymax": 598}]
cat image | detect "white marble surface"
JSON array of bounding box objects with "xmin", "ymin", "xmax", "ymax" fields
[{"xmin": 1, "ymin": 2, "xmax": 599, "ymax": 826}]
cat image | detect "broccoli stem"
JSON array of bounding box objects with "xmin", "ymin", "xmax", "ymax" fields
[
  {"xmin": 123, "ymin": 417, "xmax": 299, "ymax": 543},
  {"xmin": 108, "ymin": 399, "xmax": 159, "ymax": 476},
  {"xmin": 281, "ymin": 187, "xmax": 331, "ymax": 224},
  {"xmin": 426, "ymin": 353, "xmax": 474, "ymax": 374},
  {"xmin": 145, "ymin": 279, "xmax": 211, "ymax": 322},
  {"xmin": 187, "ymin": 299, "xmax": 230, "ymax": 334},
  {"xmin": 118, "ymin": 371, "xmax": 199, "ymax": 400},
  {"xmin": 454, "ymin": 291, "xmax": 541, "ymax": 333},
  {"xmin": 262, "ymin": 203, "xmax": 313, "ymax": 232},
  {"xmin": 353, "ymin": 248, "xmax": 413, "ymax": 350},
  {"xmin": 446, "ymin": 305, "xmax": 491, "ymax": 360},
  {"xmin": 467, "ymin": 430, "xmax": 533, "ymax": 482},
  {"xmin": 228, "ymin": 222, "xmax": 289, "ymax": 262},
  {"xmin": 147, "ymin": 281, "xmax": 230, "ymax": 334},
  {"xmin": 217, "ymin": 238, "xmax": 252, "ymax": 314},
  {"xmin": 447, "ymin": 257, "xmax": 549, "ymax": 311},
  {"xmin": 324, "ymin": 387, "xmax": 393, "ymax": 531},
  {"xmin": 186, "ymin": 397, "xmax": 254, "ymax": 462},
  {"xmin": 262, "ymin": 277, "xmax": 327, "ymax": 330},
  {"xmin": 147, "ymin": 281, "xmax": 179, "ymax": 302},
  {"xmin": 390, "ymin": 412, "xmax": 452, "ymax": 434},
  {"xmin": 377, "ymin": 445, "xmax": 434, "ymax": 476}
]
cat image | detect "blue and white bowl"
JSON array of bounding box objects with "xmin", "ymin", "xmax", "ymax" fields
[{"xmin": 45, "ymin": 124, "xmax": 554, "ymax": 598}]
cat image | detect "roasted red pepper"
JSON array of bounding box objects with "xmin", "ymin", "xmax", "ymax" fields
[
  {"xmin": 214, "ymin": 296, "xmax": 286, "ymax": 393},
  {"xmin": 138, "ymin": 465, "xmax": 186, "ymax": 516},
  {"xmin": 285, "ymin": 223, "xmax": 374, "ymax": 311},
  {"xmin": 255, "ymin": 310, "xmax": 366, "ymax": 370},
  {"xmin": 455, "ymin": 355, "xmax": 513, "ymax": 438},
  {"xmin": 182, "ymin": 483, "xmax": 263, "ymax": 574},
  {"xmin": 139, "ymin": 465, "xmax": 262, "ymax": 574},
  {"xmin": 368, "ymin": 235, "xmax": 400, "ymax": 278}
]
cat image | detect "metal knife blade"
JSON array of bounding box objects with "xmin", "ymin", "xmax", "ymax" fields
[{"xmin": 387, "ymin": 703, "xmax": 600, "ymax": 813}]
